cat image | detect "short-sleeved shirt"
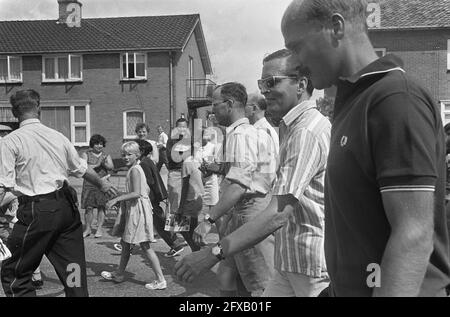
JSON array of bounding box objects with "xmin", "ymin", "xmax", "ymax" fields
[
  {"xmin": 0, "ymin": 119, "xmax": 87, "ymax": 196},
  {"xmin": 325, "ymin": 54, "xmax": 450, "ymax": 296},
  {"xmin": 223, "ymin": 117, "xmax": 276, "ymax": 195},
  {"xmin": 273, "ymin": 100, "xmax": 331, "ymax": 277}
]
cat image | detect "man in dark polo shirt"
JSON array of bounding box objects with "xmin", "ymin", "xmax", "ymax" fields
[{"xmin": 282, "ymin": 0, "xmax": 450, "ymax": 296}]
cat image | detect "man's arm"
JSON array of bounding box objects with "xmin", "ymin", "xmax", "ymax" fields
[
  {"xmin": 209, "ymin": 182, "xmax": 246, "ymax": 220},
  {"xmin": 220, "ymin": 194, "xmax": 295, "ymax": 255},
  {"xmin": 373, "ymin": 191, "xmax": 434, "ymax": 297},
  {"xmin": 175, "ymin": 194, "xmax": 295, "ymax": 282},
  {"xmin": 83, "ymin": 166, "xmax": 117, "ymax": 198}
]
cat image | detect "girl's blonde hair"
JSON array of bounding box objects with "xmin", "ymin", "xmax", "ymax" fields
[{"xmin": 121, "ymin": 141, "xmax": 141, "ymax": 156}]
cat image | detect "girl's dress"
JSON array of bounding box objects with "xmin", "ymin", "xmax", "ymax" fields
[
  {"xmin": 80, "ymin": 150, "xmax": 109, "ymax": 209},
  {"xmin": 121, "ymin": 164, "xmax": 154, "ymax": 244}
]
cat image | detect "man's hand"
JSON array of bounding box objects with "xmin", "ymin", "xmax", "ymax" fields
[
  {"xmin": 106, "ymin": 198, "xmax": 119, "ymax": 210},
  {"xmin": 193, "ymin": 221, "xmax": 212, "ymax": 245},
  {"xmin": 100, "ymin": 178, "xmax": 118, "ymax": 199},
  {"xmin": 174, "ymin": 247, "xmax": 220, "ymax": 283}
]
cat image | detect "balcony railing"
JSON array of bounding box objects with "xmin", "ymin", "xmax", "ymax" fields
[{"xmin": 186, "ymin": 78, "xmax": 216, "ymax": 103}]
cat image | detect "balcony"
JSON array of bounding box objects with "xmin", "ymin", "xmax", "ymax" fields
[{"xmin": 186, "ymin": 78, "xmax": 216, "ymax": 109}]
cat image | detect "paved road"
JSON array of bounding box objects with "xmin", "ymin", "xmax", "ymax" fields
[{"xmin": 0, "ymin": 167, "xmax": 220, "ymax": 297}]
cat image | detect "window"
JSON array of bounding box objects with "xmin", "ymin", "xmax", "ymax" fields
[
  {"xmin": 42, "ymin": 54, "xmax": 82, "ymax": 82},
  {"xmin": 123, "ymin": 110, "xmax": 145, "ymax": 139},
  {"xmin": 0, "ymin": 56, "xmax": 22, "ymax": 83},
  {"xmin": 188, "ymin": 56, "xmax": 194, "ymax": 96},
  {"xmin": 40, "ymin": 102, "xmax": 90, "ymax": 146},
  {"xmin": 121, "ymin": 53, "xmax": 147, "ymax": 80},
  {"xmin": 442, "ymin": 100, "xmax": 450, "ymax": 126},
  {"xmin": 447, "ymin": 39, "xmax": 450, "ymax": 71},
  {"xmin": 374, "ymin": 48, "xmax": 386, "ymax": 58}
]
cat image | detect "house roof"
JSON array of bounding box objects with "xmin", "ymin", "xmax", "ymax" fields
[
  {"xmin": 369, "ymin": 0, "xmax": 450, "ymax": 30},
  {"xmin": 0, "ymin": 14, "xmax": 212, "ymax": 74}
]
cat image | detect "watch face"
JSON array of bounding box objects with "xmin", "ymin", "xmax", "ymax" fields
[{"xmin": 212, "ymin": 246, "xmax": 220, "ymax": 256}]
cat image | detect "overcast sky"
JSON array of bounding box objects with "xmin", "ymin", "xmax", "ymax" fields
[{"xmin": 0, "ymin": 0, "xmax": 294, "ymax": 93}]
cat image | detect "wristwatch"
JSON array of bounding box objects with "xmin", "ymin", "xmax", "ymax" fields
[
  {"xmin": 204, "ymin": 213, "xmax": 215, "ymax": 224},
  {"xmin": 211, "ymin": 243, "xmax": 225, "ymax": 261}
]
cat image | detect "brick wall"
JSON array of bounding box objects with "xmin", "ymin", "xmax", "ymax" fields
[
  {"xmin": 0, "ymin": 51, "xmax": 173, "ymax": 159},
  {"xmin": 370, "ymin": 28, "xmax": 450, "ymax": 103}
]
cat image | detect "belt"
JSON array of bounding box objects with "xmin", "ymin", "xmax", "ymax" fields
[{"xmin": 18, "ymin": 188, "xmax": 64, "ymax": 204}]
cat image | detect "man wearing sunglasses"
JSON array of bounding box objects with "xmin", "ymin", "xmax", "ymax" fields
[{"xmin": 175, "ymin": 50, "xmax": 331, "ymax": 297}]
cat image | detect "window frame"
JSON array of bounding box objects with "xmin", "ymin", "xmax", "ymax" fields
[
  {"xmin": 70, "ymin": 104, "xmax": 90, "ymax": 146},
  {"xmin": 120, "ymin": 52, "xmax": 148, "ymax": 81},
  {"xmin": 0, "ymin": 55, "xmax": 23, "ymax": 83},
  {"xmin": 123, "ymin": 110, "xmax": 146, "ymax": 139},
  {"xmin": 447, "ymin": 39, "xmax": 450, "ymax": 71},
  {"xmin": 442, "ymin": 100, "xmax": 450, "ymax": 126},
  {"xmin": 42, "ymin": 54, "xmax": 83, "ymax": 83}
]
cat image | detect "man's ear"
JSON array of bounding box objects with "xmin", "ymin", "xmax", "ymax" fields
[
  {"xmin": 331, "ymin": 13, "xmax": 345, "ymax": 40},
  {"xmin": 298, "ymin": 77, "xmax": 307, "ymax": 93}
]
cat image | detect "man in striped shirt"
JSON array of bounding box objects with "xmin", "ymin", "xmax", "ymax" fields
[{"xmin": 175, "ymin": 50, "xmax": 331, "ymax": 297}]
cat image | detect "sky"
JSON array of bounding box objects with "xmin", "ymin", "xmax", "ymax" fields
[{"xmin": 0, "ymin": 0, "xmax": 294, "ymax": 93}]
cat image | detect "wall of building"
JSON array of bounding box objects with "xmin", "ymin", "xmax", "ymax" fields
[
  {"xmin": 0, "ymin": 51, "xmax": 171, "ymax": 158},
  {"xmin": 173, "ymin": 27, "xmax": 207, "ymax": 127},
  {"xmin": 370, "ymin": 28, "xmax": 450, "ymax": 103}
]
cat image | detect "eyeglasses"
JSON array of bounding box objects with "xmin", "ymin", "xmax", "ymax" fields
[
  {"xmin": 257, "ymin": 75, "xmax": 298, "ymax": 92},
  {"xmin": 212, "ymin": 99, "xmax": 231, "ymax": 108}
]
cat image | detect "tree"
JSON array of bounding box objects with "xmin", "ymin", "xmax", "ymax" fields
[{"xmin": 316, "ymin": 96, "xmax": 335, "ymax": 121}]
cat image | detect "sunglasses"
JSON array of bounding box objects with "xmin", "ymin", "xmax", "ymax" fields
[{"xmin": 257, "ymin": 75, "xmax": 298, "ymax": 92}]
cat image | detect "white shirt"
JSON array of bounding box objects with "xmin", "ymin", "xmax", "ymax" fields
[
  {"xmin": 146, "ymin": 139, "xmax": 159, "ymax": 164},
  {"xmin": 0, "ymin": 119, "xmax": 87, "ymax": 196},
  {"xmin": 224, "ymin": 117, "xmax": 277, "ymax": 195},
  {"xmin": 157, "ymin": 132, "xmax": 169, "ymax": 148}
]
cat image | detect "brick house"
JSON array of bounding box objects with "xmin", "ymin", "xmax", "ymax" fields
[
  {"xmin": 368, "ymin": 0, "xmax": 450, "ymax": 125},
  {"xmin": 0, "ymin": 0, "xmax": 214, "ymax": 159}
]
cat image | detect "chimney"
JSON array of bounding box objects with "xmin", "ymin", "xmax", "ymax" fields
[{"xmin": 58, "ymin": 0, "xmax": 82, "ymax": 27}]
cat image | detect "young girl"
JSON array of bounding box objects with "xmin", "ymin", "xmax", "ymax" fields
[
  {"xmin": 101, "ymin": 141, "xmax": 166, "ymax": 290},
  {"xmin": 81, "ymin": 134, "xmax": 114, "ymax": 238}
]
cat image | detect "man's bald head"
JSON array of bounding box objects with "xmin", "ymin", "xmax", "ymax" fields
[{"xmin": 282, "ymin": 0, "xmax": 369, "ymax": 35}]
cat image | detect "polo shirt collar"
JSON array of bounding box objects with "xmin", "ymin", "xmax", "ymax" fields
[
  {"xmin": 226, "ymin": 117, "xmax": 249, "ymax": 134},
  {"xmin": 19, "ymin": 118, "xmax": 40, "ymax": 128},
  {"xmin": 282, "ymin": 100, "xmax": 316, "ymax": 127},
  {"xmin": 339, "ymin": 54, "xmax": 405, "ymax": 85}
]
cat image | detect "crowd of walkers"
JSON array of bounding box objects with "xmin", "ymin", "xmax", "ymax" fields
[{"xmin": 1, "ymin": 0, "xmax": 449, "ymax": 297}]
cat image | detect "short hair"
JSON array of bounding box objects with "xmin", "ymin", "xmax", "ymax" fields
[
  {"xmin": 297, "ymin": 65, "xmax": 314, "ymax": 96},
  {"xmin": 215, "ymin": 82, "xmax": 248, "ymax": 106},
  {"xmin": 248, "ymin": 93, "xmax": 267, "ymax": 111},
  {"xmin": 121, "ymin": 141, "xmax": 141, "ymax": 156},
  {"xmin": 89, "ymin": 134, "xmax": 107, "ymax": 148},
  {"xmin": 287, "ymin": 0, "xmax": 369, "ymax": 33},
  {"xmin": 176, "ymin": 117, "xmax": 188, "ymax": 127},
  {"xmin": 264, "ymin": 49, "xmax": 314, "ymax": 96},
  {"xmin": 135, "ymin": 123, "xmax": 150, "ymax": 133},
  {"xmin": 263, "ymin": 49, "xmax": 292, "ymax": 64},
  {"xmin": 135, "ymin": 139, "xmax": 153, "ymax": 157},
  {"xmin": 10, "ymin": 89, "xmax": 40, "ymax": 118}
]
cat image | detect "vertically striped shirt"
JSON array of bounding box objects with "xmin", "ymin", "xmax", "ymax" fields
[
  {"xmin": 273, "ymin": 100, "xmax": 331, "ymax": 277},
  {"xmin": 223, "ymin": 118, "xmax": 277, "ymax": 195}
]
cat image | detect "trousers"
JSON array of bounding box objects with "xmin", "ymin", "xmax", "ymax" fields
[{"xmin": 1, "ymin": 186, "xmax": 88, "ymax": 297}]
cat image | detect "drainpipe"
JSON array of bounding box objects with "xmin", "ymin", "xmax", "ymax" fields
[{"xmin": 169, "ymin": 51, "xmax": 174, "ymax": 133}]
